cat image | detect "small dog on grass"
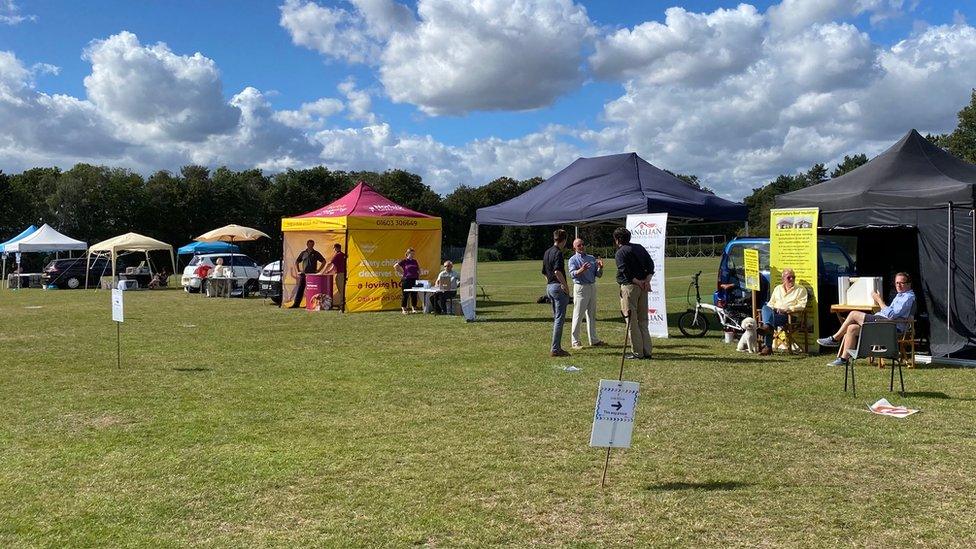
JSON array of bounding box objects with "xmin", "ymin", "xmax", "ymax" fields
[{"xmin": 737, "ymin": 317, "xmax": 759, "ymax": 353}]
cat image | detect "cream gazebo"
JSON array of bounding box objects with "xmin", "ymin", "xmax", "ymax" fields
[{"xmin": 86, "ymin": 233, "xmax": 176, "ymax": 288}]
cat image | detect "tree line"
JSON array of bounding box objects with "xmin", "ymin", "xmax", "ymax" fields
[{"xmin": 2, "ymin": 91, "xmax": 974, "ymax": 265}]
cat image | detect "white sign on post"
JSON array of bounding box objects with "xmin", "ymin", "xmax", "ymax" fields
[
  {"xmin": 625, "ymin": 213, "xmax": 668, "ymax": 337},
  {"xmin": 590, "ymin": 379, "xmax": 640, "ymax": 448},
  {"xmin": 111, "ymin": 289, "xmax": 124, "ymax": 323}
]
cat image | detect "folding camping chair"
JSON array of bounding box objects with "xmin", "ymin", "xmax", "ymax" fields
[
  {"xmin": 844, "ymin": 321, "xmax": 905, "ymax": 397},
  {"xmin": 782, "ymin": 308, "xmax": 810, "ymax": 355}
]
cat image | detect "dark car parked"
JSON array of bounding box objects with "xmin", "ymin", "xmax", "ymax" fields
[{"xmin": 41, "ymin": 257, "xmax": 113, "ymax": 289}]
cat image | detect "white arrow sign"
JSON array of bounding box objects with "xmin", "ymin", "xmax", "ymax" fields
[
  {"xmin": 111, "ymin": 289, "xmax": 124, "ymax": 323},
  {"xmin": 590, "ymin": 379, "xmax": 640, "ymax": 448}
]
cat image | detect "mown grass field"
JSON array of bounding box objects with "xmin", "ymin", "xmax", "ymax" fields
[{"xmin": 2, "ymin": 257, "xmax": 976, "ymax": 547}]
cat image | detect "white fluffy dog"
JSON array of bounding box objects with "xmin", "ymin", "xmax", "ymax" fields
[{"xmin": 737, "ymin": 317, "xmax": 759, "ymax": 353}]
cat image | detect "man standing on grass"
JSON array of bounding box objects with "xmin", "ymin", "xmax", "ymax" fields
[
  {"xmin": 568, "ymin": 238, "xmax": 606, "ymax": 350},
  {"xmin": 290, "ymin": 239, "xmax": 325, "ymax": 308},
  {"xmin": 614, "ymin": 227, "xmax": 654, "ymax": 360},
  {"xmin": 542, "ymin": 229, "xmax": 571, "ymax": 357},
  {"xmin": 325, "ymin": 243, "xmax": 346, "ymax": 310}
]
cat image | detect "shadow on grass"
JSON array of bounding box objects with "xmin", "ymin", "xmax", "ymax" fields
[
  {"xmin": 917, "ymin": 363, "xmax": 976, "ymax": 370},
  {"xmin": 646, "ymin": 480, "xmax": 751, "ymax": 492},
  {"xmin": 902, "ymin": 391, "xmax": 950, "ymax": 399},
  {"xmin": 480, "ymin": 317, "xmax": 555, "ymax": 323},
  {"xmin": 173, "ymin": 367, "xmax": 211, "ymax": 372},
  {"xmin": 476, "ymin": 300, "xmax": 525, "ymax": 309},
  {"xmin": 902, "ymin": 391, "xmax": 976, "ymax": 401}
]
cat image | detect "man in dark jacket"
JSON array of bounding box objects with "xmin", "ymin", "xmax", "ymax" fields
[
  {"xmin": 290, "ymin": 239, "xmax": 325, "ymax": 308},
  {"xmin": 542, "ymin": 229, "xmax": 571, "ymax": 357},
  {"xmin": 614, "ymin": 227, "xmax": 654, "ymax": 359}
]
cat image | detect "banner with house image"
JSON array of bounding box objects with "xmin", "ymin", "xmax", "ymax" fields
[
  {"xmin": 626, "ymin": 214, "xmax": 668, "ymax": 338},
  {"xmin": 769, "ymin": 208, "xmax": 820, "ymax": 346}
]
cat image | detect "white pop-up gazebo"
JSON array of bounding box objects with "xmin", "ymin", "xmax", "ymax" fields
[
  {"xmin": 86, "ymin": 233, "xmax": 176, "ymax": 287},
  {"xmin": 5, "ymin": 223, "xmax": 87, "ymax": 254}
]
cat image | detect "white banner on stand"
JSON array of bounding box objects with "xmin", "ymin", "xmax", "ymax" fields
[
  {"xmin": 459, "ymin": 222, "xmax": 478, "ymax": 322},
  {"xmin": 111, "ymin": 289, "xmax": 124, "ymax": 323},
  {"xmin": 626, "ymin": 214, "xmax": 668, "ymax": 338}
]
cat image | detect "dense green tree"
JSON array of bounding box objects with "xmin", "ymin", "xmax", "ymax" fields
[
  {"xmin": 806, "ymin": 163, "xmax": 828, "ymax": 185},
  {"xmin": 267, "ymin": 167, "xmax": 351, "ymax": 225},
  {"xmin": 830, "ymin": 154, "xmax": 869, "ymax": 178},
  {"xmin": 943, "ymin": 89, "xmax": 976, "ymax": 163}
]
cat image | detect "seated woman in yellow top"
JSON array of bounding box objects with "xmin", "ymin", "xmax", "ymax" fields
[{"xmin": 759, "ymin": 268, "xmax": 808, "ymax": 354}]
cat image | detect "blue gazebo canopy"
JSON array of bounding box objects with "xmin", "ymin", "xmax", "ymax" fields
[
  {"xmin": 177, "ymin": 241, "xmax": 240, "ymax": 255},
  {"xmin": 476, "ymin": 152, "xmax": 746, "ymax": 225},
  {"xmin": 0, "ymin": 225, "xmax": 38, "ymax": 254}
]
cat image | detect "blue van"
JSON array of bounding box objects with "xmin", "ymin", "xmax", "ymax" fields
[{"xmin": 714, "ymin": 237, "xmax": 856, "ymax": 309}]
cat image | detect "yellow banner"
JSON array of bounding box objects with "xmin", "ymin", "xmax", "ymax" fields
[
  {"xmin": 770, "ymin": 207, "xmax": 820, "ymax": 342},
  {"xmin": 281, "ymin": 217, "xmax": 348, "ymax": 232},
  {"xmin": 744, "ymin": 248, "xmax": 760, "ymax": 291},
  {"xmin": 345, "ymin": 216, "xmax": 441, "ymax": 231},
  {"xmin": 282, "ymin": 215, "xmax": 441, "ymax": 231},
  {"xmin": 345, "ymin": 229, "xmax": 442, "ymax": 312}
]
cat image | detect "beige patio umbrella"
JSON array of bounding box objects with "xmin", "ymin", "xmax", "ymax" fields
[
  {"xmin": 195, "ymin": 224, "xmax": 270, "ymax": 242},
  {"xmin": 194, "ymin": 224, "xmax": 270, "ymax": 297}
]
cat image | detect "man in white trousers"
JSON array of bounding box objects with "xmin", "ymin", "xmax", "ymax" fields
[{"xmin": 568, "ymin": 238, "xmax": 606, "ymax": 349}]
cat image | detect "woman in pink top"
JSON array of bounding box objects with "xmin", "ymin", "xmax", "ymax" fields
[{"xmin": 394, "ymin": 248, "xmax": 421, "ymax": 314}]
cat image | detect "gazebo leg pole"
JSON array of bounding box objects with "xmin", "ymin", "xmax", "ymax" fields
[{"xmin": 947, "ymin": 203, "xmax": 953, "ymax": 358}]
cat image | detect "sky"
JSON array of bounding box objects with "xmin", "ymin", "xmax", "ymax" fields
[{"xmin": 1, "ymin": 0, "xmax": 975, "ymax": 199}]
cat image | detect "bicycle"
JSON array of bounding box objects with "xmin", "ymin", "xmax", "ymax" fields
[{"xmin": 677, "ymin": 271, "xmax": 749, "ymax": 337}]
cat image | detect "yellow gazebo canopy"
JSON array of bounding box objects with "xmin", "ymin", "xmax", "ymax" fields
[{"xmin": 280, "ymin": 182, "xmax": 442, "ymax": 312}]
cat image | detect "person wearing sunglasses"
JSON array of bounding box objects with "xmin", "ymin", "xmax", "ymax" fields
[
  {"xmin": 759, "ymin": 268, "xmax": 808, "ymax": 355},
  {"xmin": 819, "ymin": 272, "xmax": 915, "ymax": 366}
]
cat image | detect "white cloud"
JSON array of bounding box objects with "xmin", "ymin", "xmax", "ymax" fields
[
  {"xmin": 281, "ymin": 0, "xmax": 594, "ymax": 115},
  {"xmin": 856, "ymin": 23, "xmax": 976, "ymax": 137},
  {"xmin": 279, "ymin": 0, "xmax": 383, "ymax": 64},
  {"xmin": 273, "ymin": 97, "xmax": 344, "ymax": 129},
  {"xmin": 0, "ymin": 50, "xmax": 31, "ymax": 102},
  {"xmin": 186, "ymin": 87, "xmax": 321, "ymax": 170},
  {"xmin": 338, "ymin": 78, "xmax": 375, "ymax": 123},
  {"xmin": 590, "ymin": 4, "xmax": 764, "ymax": 86},
  {"xmin": 83, "ymin": 32, "xmax": 240, "ymax": 143},
  {"xmin": 380, "ymin": 0, "xmax": 593, "ymax": 115},
  {"xmin": 3, "ymin": 6, "xmax": 976, "ymax": 203},
  {"xmin": 349, "ymin": 0, "xmax": 415, "ymax": 38},
  {"xmin": 313, "ymin": 123, "xmax": 581, "ymax": 193},
  {"xmin": 0, "ymin": 52, "xmax": 128, "ymax": 171},
  {"xmin": 772, "ymin": 22, "xmax": 878, "ymax": 91},
  {"xmin": 0, "ymin": 0, "xmax": 35, "ymax": 25},
  {"xmin": 767, "ymin": 0, "xmax": 907, "ymax": 35},
  {"xmin": 585, "ymin": 15, "xmax": 976, "ymax": 198}
]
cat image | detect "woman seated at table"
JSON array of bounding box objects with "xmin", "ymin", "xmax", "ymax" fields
[
  {"xmin": 209, "ymin": 258, "xmax": 232, "ymax": 296},
  {"xmin": 148, "ymin": 269, "xmax": 169, "ymax": 289},
  {"xmin": 432, "ymin": 261, "xmax": 460, "ymax": 314}
]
